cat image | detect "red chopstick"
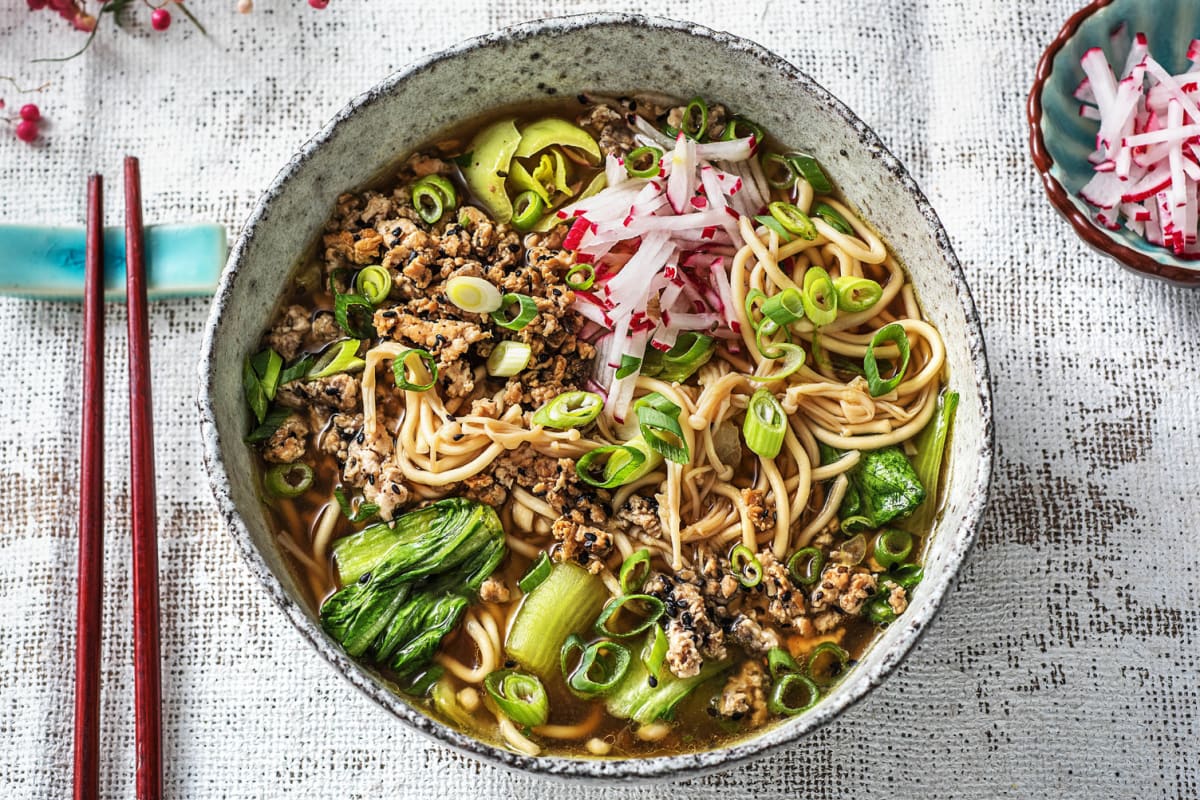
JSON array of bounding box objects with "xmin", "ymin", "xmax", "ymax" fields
[
  {"xmin": 73, "ymin": 174, "xmax": 105, "ymax": 800},
  {"xmin": 125, "ymin": 156, "xmax": 163, "ymax": 800}
]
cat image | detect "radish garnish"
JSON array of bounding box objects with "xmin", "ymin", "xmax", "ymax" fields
[{"xmin": 1077, "ymin": 31, "xmax": 1200, "ymax": 258}]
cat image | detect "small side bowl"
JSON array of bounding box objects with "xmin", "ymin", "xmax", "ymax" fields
[
  {"xmin": 199, "ymin": 13, "xmax": 994, "ymax": 781},
  {"xmin": 1029, "ymin": 0, "xmax": 1200, "ymax": 286}
]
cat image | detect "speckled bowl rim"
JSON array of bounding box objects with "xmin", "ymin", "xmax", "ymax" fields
[
  {"xmin": 199, "ymin": 13, "xmax": 994, "ymax": 782},
  {"xmin": 1027, "ymin": 0, "xmax": 1200, "ymax": 287}
]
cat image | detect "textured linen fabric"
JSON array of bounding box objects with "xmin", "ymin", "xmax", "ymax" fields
[{"xmin": 1, "ymin": 1, "xmax": 1198, "ymax": 797}]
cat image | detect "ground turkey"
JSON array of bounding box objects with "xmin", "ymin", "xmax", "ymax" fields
[
  {"xmin": 809, "ymin": 563, "xmax": 877, "ymax": 616},
  {"xmin": 261, "ymin": 414, "xmax": 308, "ymax": 464},
  {"xmin": 717, "ymin": 660, "xmax": 770, "ymax": 726},
  {"xmin": 550, "ymin": 516, "xmax": 612, "ymax": 574}
]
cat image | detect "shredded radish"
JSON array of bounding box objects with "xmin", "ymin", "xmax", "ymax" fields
[
  {"xmin": 560, "ymin": 117, "xmax": 761, "ymax": 418},
  {"xmin": 1077, "ymin": 32, "xmax": 1200, "ymax": 258}
]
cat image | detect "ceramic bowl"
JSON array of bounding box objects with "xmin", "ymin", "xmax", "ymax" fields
[
  {"xmin": 199, "ymin": 13, "xmax": 994, "ymax": 781},
  {"xmin": 1028, "ymin": 0, "xmax": 1200, "ymax": 286}
]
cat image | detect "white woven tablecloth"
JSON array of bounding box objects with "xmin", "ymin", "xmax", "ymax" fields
[{"xmin": 2, "ymin": 1, "xmax": 1198, "ymax": 797}]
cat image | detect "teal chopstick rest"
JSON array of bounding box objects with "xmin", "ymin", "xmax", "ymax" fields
[{"xmin": 0, "ymin": 223, "xmax": 227, "ymax": 300}]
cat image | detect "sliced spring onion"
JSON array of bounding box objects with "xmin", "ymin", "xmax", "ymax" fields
[
  {"xmin": 491, "ymin": 293, "xmax": 538, "ymax": 331},
  {"xmin": 411, "ymin": 175, "xmax": 457, "ymax": 224},
  {"xmin": 730, "ymin": 544, "xmax": 763, "ymax": 588},
  {"xmin": 483, "ymin": 669, "xmax": 549, "ymax": 727},
  {"xmin": 307, "ymin": 339, "xmax": 366, "ymax": 380},
  {"xmin": 518, "ymin": 552, "xmax": 552, "ymax": 594},
  {"xmin": 721, "ymin": 116, "xmax": 764, "ymax": 143},
  {"xmin": 594, "ymin": 594, "xmax": 666, "ymax": 639},
  {"xmin": 681, "ymin": 97, "xmax": 709, "ymax": 140},
  {"xmin": 863, "ymin": 322, "xmax": 912, "ymax": 397},
  {"xmin": 532, "ymin": 391, "xmax": 604, "ymax": 430},
  {"xmin": 487, "ymin": 340, "xmax": 532, "ymax": 377},
  {"xmin": 801, "ymin": 267, "xmax": 838, "ymax": 328},
  {"xmin": 566, "ymin": 640, "xmax": 631, "ymax": 698},
  {"xmin": 641, "ymin": 332, "xmax": 715, "ymax": 383},
  {"xmin": 511, "ymin": 189, "xmax": 546, "ymax": 232},
  {"xmin": 354, "ymin": 265, "xmax": 392, "ymax": 306},
  {"xmin": 891, "ymin": 563, "xmax": 924, "ymax": 590},
  {"xmin": 564, "ymin": 263, "xmax": 595, "ymax": 291},
  {"xmin": 615, "ymin": 354, "xmax": 642, "ymax": 380},
  {"xmin": 865, "ymin": 596, "xmax": 898, "ymax": 626},
  {"xmin": 744, "ymin": 288, "xmax": 768, "ymax": 322},
  {"xmin": 833, "ymin": 276, "xmax": 883, "ymax": 313},
  {"xmin": 264, "ymin": 462, "xmax": 313, "ymax": 498},
  {"xmin": 761, "ymin": 288, "xmax": 806, "ymax": 328},
  {"xmin": 446, "ymin": 275, "xmax": 503, "ymax": 314},
  {"xmin": 331, "ymin": 270, "xmax": 376, "ymax": 339},
  {"xmin": 625, "ymin": 145, "xmax": 663, "ymax": 179},
  {"xmin": 754, "ymin": 213, "xmax": 793, "ymax": 242},
  {"xmin": 873, "ymin": 528, "xmax": 914, "ymax": 568},
  {"xmin": 743, "ymin": 389, "xmax": 787, "ymax": 459},
  {"xmin": 576, "ymin": 444, "xmax": 648, "ymax": 488},
  {"xmin": 560, "ymin": 633, "xmax": 587, "ymax": 679},
  {"xmin": 618, "ymin": 548, "xmax": 653, "ymax": 594},
  {"xmin": 243, "ymin": 348, "xmax": 282, "ymax": 423},
  {"xmin": 787, "ymin": 547, "xmax": 824, "ymax": 586},
  {"xmin": 767, "ymin": 647, "xmax": 801, "ymax": 680},
  {"xmin": 279, "ymin": 354, "xmax": 315, "ymax": 385},
  {"xmin": 755, "ymin": 317, "xmax": 791, "ymax": 358},
  {"xmin": 750, "ymin": 342, "xmax": 806, "ymax": 383},
  {"xmin": 392, "ymin": 348, "xmax": 438, "ymax": 392},
  {"xmin": 634, "ymin": 392, "xmax": 690, "ymax": 464},
  {"xmin": 806, "ymin": 642, "xmax": 850, "ymax": 686},
  {"xmin": 787, "ymin": 153, "xmax": 833, "ymax": 194},
  {"xmin": 244, "ymin": 407, "xmax": 290, "ymax": 443},
  {"xmin": 643, "ymin": 623, "xmax": 668, "ymax": 680},
  {"xmin": 768, "ymin": 672, "xmax": 821, "ymax": 716},
  {"xmin": 906, "ymin": 391, "xmax": 959, "ymax": 532},
  {"xmin": 768, "ymin": 201, "xmax": 818, "ymax": 241},
  {"xmin": 760, "ymin": 152, "xmax": 796, "ymax": 189},
  {"xmin": 812, "ymin": 201, "xmax": 854, "ymax": 235}
]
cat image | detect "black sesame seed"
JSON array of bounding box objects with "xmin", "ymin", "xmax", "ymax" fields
[
  {"xmin": 358, "ymin": 572, "xmax": 372, "ymax": 584},
  {"xmin": 647, "ymin": 676, "xmax": 658, "ymax": 688}
]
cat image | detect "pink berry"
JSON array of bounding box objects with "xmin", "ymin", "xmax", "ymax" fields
[
  {"xmin": 19, "ymin": 104, "xmax": 40, "ymax": 122},
  {"xmin": 15, "ymin": 120, "xmax": 38, "ymax": 143},
  {"xmin": 309, "ymin": 0, "xmax": 328, "ymax": 8},
  {"xmin": 150, "ymin": 7, "xmax": 170, "ymax": 30}
]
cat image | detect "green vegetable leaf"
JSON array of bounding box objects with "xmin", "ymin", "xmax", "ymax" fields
[
  {"xmin": 244, "ymin": 407, "xmax": 290, "ymax": 443},
  {"xmin": 838, "ymin": 446, "xmax": 926, "ymax": 533}
]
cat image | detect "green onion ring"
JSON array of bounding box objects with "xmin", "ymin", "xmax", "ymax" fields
[
  {"xmin": 721, "ymin": 116, "xmax": 764, "ymax": 143},
  {"xmin": 833, "ymin": 276, "xmax": 883, "ymax": 313},
  {"xmin": 331, "ymin": 269, "xmax": 377, "ymax": 338},
  {"xmin": 560, "ymin": 633, "xmax": 587, "ymax": 679},
  {"xmin": 511, "ymin": 190, "xmax": 546, "ymax": 232},
  {"xmin": 532, "ymin": 391, "xmax": 604, "ymax": 430},
  {"xmin": 566, "ymin": 640, "xmax": 631, "ymax": 697},
  {"xmin": 744, "ymin": 288, "xmax": 768, "ymax": 322},
  {"xmin": 634, "ymin": 394, "xmax": 689, "ymax": 464},
  {"xmin": 354, "ymin": 265, "xmax": 392, "ymax": 306},
  {"xmin": 575, "ymin": 444, "xmax": 648, "ymax": 488},
  {"xmin": 490, "ymin": 292, "xmax": 538, "ymax": 331},
  {"xmin": 307, "ymin": 339, "xmax": 366, "ymax": 380},
  {"xmin": 812, "ymin": 201, "xmax": 854, "ymax": 235},
  {"xmin": 483, "ymin": 669, "xmax": 549, "ymax": 727},
  {"xmin": 891, "ymin": 563, "xmax": 924, "ymax": 590},
  {"xmin": 564, "ymin": 263, "xmax": 596, "ymax": 291},
  {"xmin": 625, "ymin": 145, "xmax": 663, "ymax": 179},
  {"xmin": 730, "ymin": 544, "xmax": 763, "ymax": 588},
  {"xmin": 873, "ymin": 528, "xmax": 914, "ymax": 568},
  {"xmin": 760, "ymin": 152, "xmax": 796, "ymax": 189},
  {"xmin": 865, "ymin": 596, "xmax": 899, "ymax": 626},
  {"xmin": 767, "ymin": 646, "xmax": 801, "ymax": 681},
  {"xmin": 264, "ymin": 462, "xmax": 313, "ymax": 498},
  {"xmin": 618, "ymin": 548, "xmax": 653, "ymax": 595},
  {"xmin": 755, "ymin": 318, "xmax": 792, "ymax": 359},
  {"xmin": 750, "ymin": 342, "xmax": 806, "ymax": 383},
  {"xmin": 392, "ymin": 348, "xmax": 438, "ymax": 392},
  {"xmin": 486, "ymin": 340, "xmax": 531, "ymax": 377},
  {"xmin": 863, "ymin": 322, "xmax": 912, "ymax": 397},
  {"xmin": 787, "ymin": 547, "xmax": 825, "ymax": 586},
  {"xmin": 594, "ymin": 594, "xmax": 666, "ymax": 638},
  {"xmin": 768, "ymin": 201, "xmax": 818, "ymax": 241},
  {"xmin": 761, "ymin": 288, "xmax": 806, "ymax": 328},
  {"xmin": 754, "ymin": 213, "xmax": 793, "ymax": 242},
  {"xmin": 414, "ymin": 174, "xmax": 458, "ymax": 211},
  {"xmin": 787, "ymin": 153, "xmax": 834, "ymax": 194},
  {"xmin": 412, "ymin": 182, "xmax": 446, "ymax": 225},
  {"xmin": 743, "ymin": 388, "xmax": 787, "ymax": 459},
  {"xmin": 615, "ymin": 354, "xmax": 642, "ymax": 380},
  {"xmin": 806, "ymin": 642, "xmax": 850, "ymax": 687},
  {"xmin": 517, "ymin": 551, "xmax": 552, "ymax": 594},
  {"xmin": 641, "ymin": 332, "xmax": 715, "ymax": 383},
  {"xmin": 768, "ymin": 672, "xmax": 821, "ymax": 716},
  {"xmin": 681, "ymin": 96, "xmax": 709, "ymax": 140},
  {"xmin": 801, "ymin": 267, "xmax": 838, "ymax": 328}
]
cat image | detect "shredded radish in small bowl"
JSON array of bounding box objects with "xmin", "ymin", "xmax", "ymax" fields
[{"xmin": 1076, "ymin": 28, "xmax": 1200, "ymax": 256}]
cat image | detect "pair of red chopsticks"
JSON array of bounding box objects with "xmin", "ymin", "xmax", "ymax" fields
[{"xmin": 75, "ymin": 158, "xmax": 163, "ymax": 800}]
